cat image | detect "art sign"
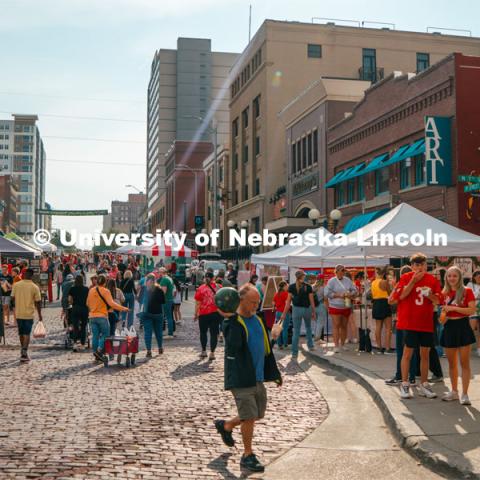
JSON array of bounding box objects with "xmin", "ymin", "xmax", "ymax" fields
[{"xmin": 424, "ymin": 116, "xmax": 452, "ymax": 186}]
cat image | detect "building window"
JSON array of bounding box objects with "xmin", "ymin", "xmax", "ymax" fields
[
  {"xmin": 219, "ymin": 165, "xmax": 223, "ymax": 183},
  {"xmin": 291, "ymin": 143, "xmax": 296, "ymax": 174},
  {"xmin": 232, "ymin": 118, "xmax": 239, "ymax": 137},
  {"xmin": 313, "ymin": 130, "xmax": 318, "ymax": 163},
  {"xmin": 243, "ymin": 144, "xmax": 249, "ymax": 163},
  {"xmin": 255, "ymin": 178, "xmax": 260, "ymax": 195},
  {"xmin": 207, "ymin": 175, "xmax": 211, "ymax": 189},
  {"xmin": 347, "ymin": 180, "xmax": 355, "ymax": 204},
  {"xmin": 375, "ymin": 167, "xmax": 389, "ymax": 195},
  {"xmin": 414, "ymin": 154, "xmax": 426, "ymax": 185},
  {"xmin": 361, "ymin": 48, "xmax": 377, "ymax": 82},
  {"xmin": 302, "ymin": 137, "xmax": 307, "ymax": 169},
  {"xmin": 242, "ymin": 107, "xmax": 249, "ymax": 129},
  {"xmin": 252, "ymin": 216, "xmax": 260, "ymax": 234},
  {"xmin": 255, "ymin": 136, "xmax": 260, "ymax": 156},
  {"xmin": 357, "ymin": 176, "xmax": 365, "ymax": 201},
  {"xmin": 244, "ymin": 184, "xmax": 248, "ymax": 201},
  {"xmin": 400, "ymin": 160, "xmax": 411, "ymax": 189},
  {"xmin": 208, "ymin": 206, "xmax": 211, "ymax": 220},
  {"xmin": 336, "ymin": 184, "xmax": 345, "ymax": 207},
  {"xmin": 253, "ymin": 95, "xmax": 260, "ymax": 117},
  {"xmin": 234, "ymin": 190, "xmax": 238, "ymax": 205},
  {"xmin": 417, "ymin": 52, "xmax": 430, "ymax": 73},
  {"xmin": 307, "ymin": 133, "xmax": 313, "ymax": 166},
  {"xmin": 233, "ymin": 152, "xmax": 238, "ymax": 170},
  {"xmin": 307, "ymin": 44, "xmax": 322, "ymax": 58}
]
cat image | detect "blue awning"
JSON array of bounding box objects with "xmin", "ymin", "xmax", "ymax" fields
[
  {"xmin": 324, "ymin": 166, "xmax": 356, "ymax": 188},
  {"xmin": 361, "ymin": 153, "xmax": 389, "ymax": 174},
  {"xmin": 342, "ymin": 209, "xmax": 389, "ymax": 234},
  {"xmin": 383, "ymin": 139, "xmax": 425, "ymax": 168}
]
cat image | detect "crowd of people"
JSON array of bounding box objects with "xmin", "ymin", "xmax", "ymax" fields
[{"xmin": 2, "ymin": 250, "xmax": 480, "ymax": 473}]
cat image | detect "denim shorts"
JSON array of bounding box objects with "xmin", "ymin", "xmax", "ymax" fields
[{"xmin": 17, "ymin": 319, "xmax": 34, "ymax": 336}]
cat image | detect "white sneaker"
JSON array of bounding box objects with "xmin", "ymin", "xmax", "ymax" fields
[
  {"xmin": 417, "ymin": 382, "xmax": 437, "ymax": 399},
  {"xmin": 442, "ymin": 391, "xmax": 459, "ymax": 402},
  {"xmin": 399, "ymin": 383, "xmax": 413, "ymax": 399},
  {"xmin": 460, "ymin": 394, "xmax": 471, "ymax": 406}
]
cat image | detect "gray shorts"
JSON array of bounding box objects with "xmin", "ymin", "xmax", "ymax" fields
[
  {"xmin": 1, "ymin": 296, "xmax": 11, "ymax": 306},
  {"xmin": 231, "ymin": 382, "xmax": 267, "ymax": 420}
]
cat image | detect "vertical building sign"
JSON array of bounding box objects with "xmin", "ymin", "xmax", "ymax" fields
[{"xmin": 424, "ymin": 116, "xmax": 452, "ymax": 186}]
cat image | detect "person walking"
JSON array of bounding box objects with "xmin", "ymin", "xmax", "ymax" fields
[
  {"xmin": 0, "ymin": 264, "xmax": 13, "ymax": 327},
  {"xmin": 120, "ymin": 270, "xmax": 137, "ymax": 328},
  {"xmin": 68, "ymin": 275, "xmax": 89, "ymax": 351},
  {"xmin": 214, "ymin": 283, "xmax": 282, "ymax": 473},
  {"xmin": 280, "ymin": 270, "xmax": 316, "ymax": 359},
  {"xmin": 467, "ymin": 271, "xmax": 480, "ymax": 356},
  {"xmin": 371, "ymin": 266, "xmax": 393, "ymax": 354},
  {"xmin": 440, "ymin": 266, "xmax": 477, "ymax": 405},
  {"xmin": 173, "ymin": 277, "xmax": 182, "ymax": 324},
  {"xmin": 310, "ymin": 274, "xmax": 327, "ymax": 342},
  {"xmin": 396, "ymin": 253, "xmax": 442, "ymax": 400},
  {"xmin": 194, "ymin": 272, "xmax": 221, "ymax": 360},
  {"xmin": 217, "ymin": 269, "xmax": 232, "ymax": 287},
  {"xmin": 158, "ymin": 268, "xmax": 175, "ymax": 338},
  {"xmin": 86, "ymin": 274, "xmax": 129, "ymax": 362},
  {"xmin": 324, "ymin": 265, "xmax": 358, "ymax": 353},
  {"xmin": 138, "ymin": 273, "xmax": 165, "ymax": 358},
  {"xmin": 106, "ymin": 278, "xmax": 125, "ymax": 336},
  {"xmin": 272, "ymin": 280, "xmax": 290, "ymax": 349},
  {"xmin": 11, "ymin": 268, "xmax": 42, "ymax": 362}
]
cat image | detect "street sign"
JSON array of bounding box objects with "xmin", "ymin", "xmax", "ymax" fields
[
  {"xmin": 464, "ymin": 183, "xmax": 480, "ymax": 193},
  {"xmin": 458, "ymin": 175, "xmax": 480, "ymax": 183}
]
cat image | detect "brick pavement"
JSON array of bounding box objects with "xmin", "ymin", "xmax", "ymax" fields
[{"xmin": 0, "ymin": 299, "xmax": 328, "ymax": 479}]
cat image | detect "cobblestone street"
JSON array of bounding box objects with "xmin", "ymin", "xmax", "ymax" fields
[{"xmin": 0, "ymin": 300, "xmax": 329, "ymax": 479}]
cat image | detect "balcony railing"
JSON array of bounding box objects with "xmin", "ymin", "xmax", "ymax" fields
[{"xmin": 358, "ymin": 67, "xmax": 385, "ymax": 83}]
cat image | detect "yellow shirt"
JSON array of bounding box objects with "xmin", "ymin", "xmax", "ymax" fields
[
  {"xmin": 11, "ymin": 280, "xmax": 41, "ymax": 319},
  {"xmin": 87, "ymin": 286, "xmax": 128, "ymax": 318},
  {"xmin": 371, "ymin": 279, "xmax": 389, "ymax": 299}
]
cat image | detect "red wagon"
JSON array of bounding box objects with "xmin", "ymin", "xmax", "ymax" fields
[{"xmin": 103, "ymin": 335, "xmax": 139, "ymax": 368}]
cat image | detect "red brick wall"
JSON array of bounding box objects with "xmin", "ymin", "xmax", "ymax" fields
[{"xmin": 455, "ymin": 53, "xmax": 480, "ymax": 234}]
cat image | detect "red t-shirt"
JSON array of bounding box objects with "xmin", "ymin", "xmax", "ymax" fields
[
  {"xmin": 273, "ymin": 290, "xmax": 288, "ymax": 312},
  {"xmin": 443, "ymin": 288, "xmax": 475, "ymax": 318},
  {"xmin": 194, "ymin": 282, "xmax": 219, "ymax": 316},
  {"xmin": 395, "ymin": 272, "xmax": 442, "ymax": 332}
]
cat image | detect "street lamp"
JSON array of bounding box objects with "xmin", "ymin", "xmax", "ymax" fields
[
  {"xmin": 125, "ymin": 184, "xmax": 144, "ymax": 194},
  {"xmin": 329, "ymin": 209, "xmax": 342, "ymax": 234},
  {"xmin": 308, "ymin": 208, "xmax": 321, "ymax": 226}
]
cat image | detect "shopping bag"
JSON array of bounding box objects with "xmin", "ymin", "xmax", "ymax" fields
[
  {"xmin": 33, "ymin": 321, "xmax": 47, "ymax": 339},
  {"xmin": 271, "ymin": 319, "xmax": 283, "ymax": 340}
]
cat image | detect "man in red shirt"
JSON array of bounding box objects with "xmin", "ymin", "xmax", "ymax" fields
[{"xmin": 397, "ymin": 253, "xmax": 442, "ymax": 399}]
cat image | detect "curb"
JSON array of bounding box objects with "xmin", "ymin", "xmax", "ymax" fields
[{"xmin": 301, "ymin": 347, "xmax": 477, "ymax": 480}]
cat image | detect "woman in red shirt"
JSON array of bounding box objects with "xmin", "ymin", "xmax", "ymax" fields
[
  {"xmin": 194, "ymin": 272, "xmax": 221, "ymax": 361},
  {"xmin": 440, "ymin": 266, "xmax": 477, "ymax": 405},
  {"xmin": 273, "ymin": 281, "xmax": 290, "ymax": 349}
]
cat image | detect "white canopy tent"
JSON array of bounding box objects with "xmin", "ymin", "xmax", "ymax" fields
[
  {"xmin": 251, "ymin": 227, "xmax": 329, "ymax": 267},
  {"xmin": 251, "ymin": 226, "xmax": 384, "ymax": 268},
  {"xmin": 324, "ymin": 203, "xmax": 480, "ymax": 260},
  {"xmin": 115, "ymin": 244, "xmax": 141, "ymax": 255}
]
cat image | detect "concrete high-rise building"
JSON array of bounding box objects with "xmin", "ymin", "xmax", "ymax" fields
[
  {"xmin": 146, "ymin": 38, "xmax": 238, "ymax": 232},
  {"xmin": 226, "ymin": 20, "xmax": 480, "ymax": 232},
  {"xmin": 0, "ymin": 114, "xmax": 46, "ymax": 236}
]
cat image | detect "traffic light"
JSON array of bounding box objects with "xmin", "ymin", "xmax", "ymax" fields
[{"xmin": 194, "ymin": 215, "xmax": 204, "ymax": 233}]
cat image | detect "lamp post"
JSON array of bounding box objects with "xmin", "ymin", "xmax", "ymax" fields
[
  {"xmin": 329, "ymin": 209, "xmax": 342, "ymax": 234},
  {"xmin": 308, "ymin": 208, "xmax": 321, "ymax": 226},
  {"xmin": 227, "ymin": 219, "xmax": 248, "ymax": 270}
]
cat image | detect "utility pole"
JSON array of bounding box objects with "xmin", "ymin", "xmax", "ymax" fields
[{"xmin": 248, "ymin": 5, "xmax": 252, "ymax": 42}]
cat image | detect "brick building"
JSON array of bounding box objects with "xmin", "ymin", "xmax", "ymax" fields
[
  {"xmin": 0, "ymin": 175, "xmax": 17, "ymax": 233},
  {"xmin": 109, "ymin": 193, "xmax": 147, "ymax": 234},
  {"xmin": 164, "ymin": 141, "xmax": 212, "ymax": 233},
  {"xmin": 325, "ymin": 53, "xmax": 480, "ymax": 235}
]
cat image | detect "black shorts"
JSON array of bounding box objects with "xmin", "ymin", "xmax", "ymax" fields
[
  {"xmin": 17, "ymin": 319, "xmax": 34, "ymax": 336},
  {"xmin": 372, "ymin": 298, "xmax": 392, "ymax": 321},
  {"xmin": 404, "ymin": 330, "xmax": 434, "ymax": 349}
]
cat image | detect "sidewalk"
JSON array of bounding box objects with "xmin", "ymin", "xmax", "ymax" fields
[{"xmin": 302, "ymin": 344, "xmax": 480, "ymax": 478}]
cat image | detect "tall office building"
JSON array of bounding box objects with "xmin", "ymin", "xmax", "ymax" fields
[
  {"xmin": 146, "ymin": 38, "xmax": 238, "ymax": 232},
  {"xmin": 0, "ymin": 114, "xmax": 46, "ymax": 236}
]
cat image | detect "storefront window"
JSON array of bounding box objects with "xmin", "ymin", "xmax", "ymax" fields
[
  {"xmin": 357, "ymin": 176, "xmax": 365, "ymax": 201},
  {"xmin": 375, "ymin": 167, "xmax": 389, "ymax": 195},
  {"xmin": 414, "ymin": 154, "xmax": 426, "ymax": 185},
  {"xmin": 347, "ymin": 180, "xmax": 355, "ymax": 204},
  {"xmin": 400, "ymin": 160, "xmax": 411, "ymax": 189},
  {"xmin": 336, "ymin": 183, "xmax": 345, "ymax": 207}
]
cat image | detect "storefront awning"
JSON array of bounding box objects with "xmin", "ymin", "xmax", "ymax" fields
[
  {"xmin": 324, "ymin": 138, "xmax": 426, "ymax": 188},
  {"xmin": 342, "ymin": 209, "xmax": 389, "ymax": 234}
]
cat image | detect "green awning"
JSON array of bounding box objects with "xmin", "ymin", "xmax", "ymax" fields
[{"xmin": 342, "ymin": 209, "xmax": 389, "ymax": 234}]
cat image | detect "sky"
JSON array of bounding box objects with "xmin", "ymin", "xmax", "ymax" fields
[{"xmin": 0, "ymin": 0, "xmax": 479, "ymax": 236}]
